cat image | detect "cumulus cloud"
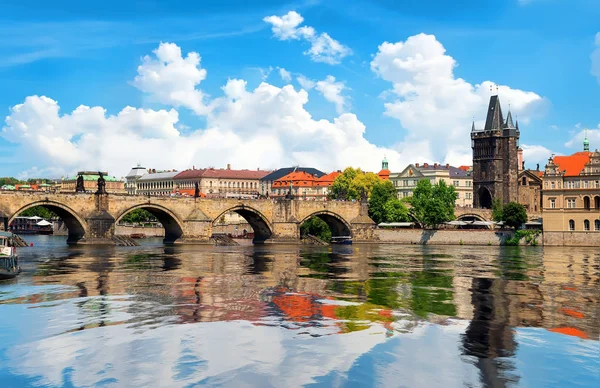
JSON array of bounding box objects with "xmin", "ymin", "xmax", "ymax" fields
[
  {"xmin": 371, "ymin": 33, "xmax": 548, "ymax": 166},
  {"xmin": 2, "ymin": 43, "xmax": 399, "ymax": 178},
  {"xmin": 564, "ymin": 127, "xmax": 600, "ymax": 150},
  {"xmin": 264, "ymin": 11, "xmax": 351, "ymax": 65},
  {"xmin": 132, "ymin": 42, "xmax": 211, "ymax": 115},
  {"xmin": 315, "ymin": 76, "xmax": 348, "ymax": 114},
  {"xmin": 591, "ymin": 33, "xmax": 600, "ymax": 83},
  {"xmin": 297, "ymin": 75, "xmax": 316, "ymax": 90},
  {"xmin": 278, "ymin": 67, "xmax": 291, "ymax": 82},
  {"xmin": 521, "ymin": 144, "xmax": 553, "ymax": 168}
]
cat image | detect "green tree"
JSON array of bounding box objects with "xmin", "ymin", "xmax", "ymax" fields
[
  {"xmin": 368, "ymin": 180, "xmax": 398, "ymax": 224},
  {"xmin": 501, "ymin": 202, "xmax": 528, "ymax": 229},
  {"xmin": 491, "ymin": 199, "xmax": 504, "ymax": 222},
  {"xmin": 383, "ymin": 199, "xmax": 410, "ymax": 222},
  {"xmin": 121, "ymin": 209, "xmax": 158, "ymax": 224},
  {"xmin": 20, "ymin": 206, "xmax": 57, "ymax": 219},
  {"xmin": 329, "ymin": 167, "xmax": 382, "ymax": 201},
  {"xmin": 0, "ymin": 177, "xmax": 22, "ymax": 187},
  {"xmin": 409, "ymin": 179, "xmax": 457, "ymax": 228},
  {"xmin": 300, "ymin": 216, "xmax": 332, "ymax": 242}
]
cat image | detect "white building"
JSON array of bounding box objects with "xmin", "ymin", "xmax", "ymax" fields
[{"xmin": 124, "ymin": 165, "xmax": 148, "ymax": 195}]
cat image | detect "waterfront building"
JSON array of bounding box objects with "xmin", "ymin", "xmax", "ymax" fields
[
  {"xmin": 389, "ymin": 163, "xmax": 473, "ymax": 207},
  {"xmin": 174, "ymin": 164, "xmax": 270, "ymax": 198},
  {"xmin": 270, "ymin": 170, "xmax": 340, "ymax": 199},
  {"xmin": 61, "ymin": 171, "xmax": 125, "ymax": 193},
  {"xmin": 541, "ymin": 133, "xmax": 600, "ymax": 237},
  {"xmin": 125, "ymin": 164, "xmax": 148, "ymax": 195},
  {"xmin": 378, "ymin": 157, "xmax": 390, "ymax": 181},
  {"xmin": 471, "ymin": 95, "xmax": 520, "ymax": 208},
  {"xmin": 136, "ymin": 170, "xmax": 179, "ymax": 196},
  {"xmin": 518, "ymin": 168, "xmax": 543, "ymax": 213},
  {"xmin": 259, "ymin": 167, "xmax": 325, "ymax": 197}
]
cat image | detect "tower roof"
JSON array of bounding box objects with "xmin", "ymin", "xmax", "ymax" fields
[
  {"xmin": 505, "ymin": 110, "xmax": 515, "ymax": 129},
  {"xmin": 484, "ymin": 95, "xmax": 504, "ymax": 131},
  {"xmin": 584, "ymin": 128, "xmax": 590, "ymax": 152}
]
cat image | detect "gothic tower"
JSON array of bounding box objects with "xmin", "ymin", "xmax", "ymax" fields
[{"xmin": 471, "ymin": 96, "xmax": 520, "ymax": 208}]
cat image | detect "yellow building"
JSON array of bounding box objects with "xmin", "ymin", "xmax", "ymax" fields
[
  {"xmin": 542, "ymin": 134, "xmax": 600, "ymax": 245},
  {"xmin": 61, "ymin": 171, "xmax": 125, "ymax": 194}
]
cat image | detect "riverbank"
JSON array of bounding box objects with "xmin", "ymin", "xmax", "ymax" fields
[{"xmin": 375, "ymin": 229, "xmax": 527, "ymax": 246}]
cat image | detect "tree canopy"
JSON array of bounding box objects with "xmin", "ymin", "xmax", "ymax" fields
[
  {"xmin": 499, "ymin": 202, "xmax": 528, "ymax": 229},
  {"xmin": 409, "ymin": 179, "xmax": 457, "ymax": 228},
  {"xmin": 300, "ymin": 216, "xmax": 332, "ymax": 242},
  {"xmin": 121, "ymin": 209, "xmax": 159, "ymax": 224},
  {"xmin": 329, "ymin": 167, "xmax": 381, "ymax": 201},
  {"xmin": 368, "ymin": 180, "xmax": 409, "ymax": 224},
  {"xmin": 20, "ymin": 206, "xmax": 57, "ymax": 220}
]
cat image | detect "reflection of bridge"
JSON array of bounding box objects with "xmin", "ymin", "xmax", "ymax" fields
[{"xmin": 0, "ymin": 192, "xmax": 375, "ymax": 244}]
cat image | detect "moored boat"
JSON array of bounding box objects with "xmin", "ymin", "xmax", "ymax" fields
[
  {"xmin": 331, "ymin": 236, "xmax": 353, "ymax": 245},
  {"xmin": 0, "ymin": 231, "xmax": 21, "ymax": 280}
]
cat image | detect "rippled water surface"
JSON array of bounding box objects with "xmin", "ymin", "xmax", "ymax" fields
[{"xmin": 0, "ymin": 235, "xmax": 598, "ymax": 387}]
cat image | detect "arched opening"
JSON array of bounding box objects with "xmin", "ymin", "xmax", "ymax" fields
[
  {"xmin": 116, "ymin": 205, "xmax": 184, "ymax": 244},
  {"xmin": 478, "ymin": 187, "xmax": 493, "ymax": 209},
  {"xmin": 595, "ymin": 220, "xmax": 600, "ymax": 231},
  {"xmin": 584, "ymin": 219, "xmax": 590, "ymax": 231},
  {"xmin": 455, "ymin": 214, "xmax": 493, "ymax": 229},
  {"xmin": 568, "ymin": 219, "xmax": 575, "ymax": 231},
  {"xmin": 595, "ymin": 196, "xmax": 600, "ymax": 210},
  {"xmin": 8, "ymin": 202, "xmax": 87, "ymax": 245},
  {"xmin": 212, "ymin": 207, "xmax": 272, "ymax": 244},
  {"xmin": 299, "ymin": 212, "xmax": 352, "ymax": 243},
  {"xmin": 584, "ymin": 196, "xmax": 591, "ymax": 210}
]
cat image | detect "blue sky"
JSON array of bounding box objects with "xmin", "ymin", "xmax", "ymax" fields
[{"xmin": 1, "ymin": 0, "xmax": 600, "ymax": 178}]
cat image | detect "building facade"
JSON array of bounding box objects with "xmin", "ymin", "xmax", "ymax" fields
[
  {"xmin": 125, "ymin": 165, "xmax": 148, "ymax": 195},
  {"xmin": 270, "ymin": 170, "xmax": 340, "ymax": 199},
  {"xmin": 542, "ymin": 136, "xmax": 600, "ymax": 234},
  {"xmin": 61, "ymin": 171, "xmax": 125, "ymax": 194},
  {"xmin": 389, "ymin": 163, "xmax": 473, "ymax": 207},
  {"xmin": 259, "ymin": 167, "xmax": 325, "ymax": 197},
  {"xmin": 174, "ymin": 165, "xmax": 269, "ymax": 198},
  {"xmin": 136, "ymin": 171, "xmax": 179, "ymax": 196},
  {"xmin": 471, "ymin": 96, "xmax": 520, "ymax": 208},
  {"xmin": 518, "ymin": 169, "xmax": 543, "ymax": 213}
]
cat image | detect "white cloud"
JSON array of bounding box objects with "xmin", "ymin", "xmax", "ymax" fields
[
  {"xmin": 565, "ymin": 128, "xmax": 600, "ymax": 150},
  {"xmin": 315, "ymin": 75, "xmax": 348, "ymax": 114},
  {"xmin": 2, "ymin": 43, "xmax": 400, "ymax": 178},
  {"xmin": 264, "ymin": 11, "xmax": 351, "ymax": 65},
  {"xmin": 278, "ymin": 67, "xmax": 291, "ymax": 82},
  {"xmin": 132, "ymin": 42, "xmax": 211, "ymax": 115},
  {"xmin": 371, "ymin": 33, "xmax": 548, "ymax": 167},
  {"xmin": 591, "ymin": 33, "xmax": 600, "ymax": 83},
  {"xmin": 521, "ymin": 144, "xmax": 553, "ymax": 168},
  {"xmin": 297, "ymin": 75, "xmax": 316, "ymax": 90}
]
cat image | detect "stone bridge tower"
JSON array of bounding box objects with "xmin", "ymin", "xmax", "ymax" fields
[{"xmin": 471, "ymin": 96, "xmax": 520, "ymax": 208}]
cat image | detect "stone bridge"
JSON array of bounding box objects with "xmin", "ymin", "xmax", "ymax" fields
[
  {"xmin": 454, "ymin": 207, "xmax": 541, "ymax": 223},
  {"xmin": 0, "ymin": 192, "xmax": 375, "ymax": 245}
]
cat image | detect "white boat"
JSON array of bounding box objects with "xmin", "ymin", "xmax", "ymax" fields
[{"xmin": 0, "ymin": 231, "xmax": 21, "ymax": 280}]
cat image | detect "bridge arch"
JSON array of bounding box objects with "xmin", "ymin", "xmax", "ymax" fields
[
  {"xmin": 212, "ymin": 205, "xmax": 273, "ymax": 244},
  {"xmin": 300, "ymin": 211, "xmax": 352, "ymax": 239},
  {"xmin": 456, "ymin": 213, "xmax": 493, "ymax": 229},
  {"xmin": 115, "ymin": 204, "xmax": 185, "ymax": 244},
  {"xmin": 9, "ymin": 201, "xmax": 87, "ymax": 244}
]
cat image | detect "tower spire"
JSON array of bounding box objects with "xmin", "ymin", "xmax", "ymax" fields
[{"xmin": 584, "ymin": 128, "xmax": 590, "ymax": 152}]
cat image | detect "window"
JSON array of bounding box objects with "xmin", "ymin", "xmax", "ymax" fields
[
  {"xmin": 456, "ymin": 193, "xmax": 460, "ymax": 199},
  {"xmin": 551, "ymin": 181, "xmax": 555, "ymax": 189},
  {"xmin": 569, "ymin": 220, "xmax": 575, "ymax": 231},
  {"xmin": 522, "ymin": 177, "xmax": 527, "ymax": 186},
  {"xmin": 584, "ymin": 220, "xmax": 590, "ymax": 231},
  {"xmin": 453, "ymin": 180, "xmax": 459, "ymax": 187},
  {"xmin": 584, "ymin": 196, "xmax": 591, "ymax": 210},
  {"xmin": 466, "ymin": 181, "xmax": 472, "ymax": 187},
  {"xmin": 567, "ymin": 199, "xmax": 576, "ymax": 209},
  {"xmin": 403, "ymin": 180, "xmax": 408, "ymax": 187},
  {"xmin": 595, "ymin": 220, "xmax": 600, "ymax": 231},
  {"xmin": 550, "ymin": 199, "xmax": 556, "ymax": 209},
  {"xmin": 466, "ymin": 193, "xmax": 472, "ymax": 200}
]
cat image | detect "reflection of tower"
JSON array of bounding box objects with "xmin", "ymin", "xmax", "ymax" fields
[{"xmin": 462, "ymin": 278, "xmax": 518, "ymax": 387}]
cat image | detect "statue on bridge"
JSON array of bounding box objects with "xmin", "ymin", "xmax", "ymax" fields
[
  {"xmin": 96, "ymin": 172, "xmax": 107, "ymax": 195},
  {"xmin": 75, "ymin": 175, "xmax": 85, "ymax": 193},
  {"xmin": 194, "ymin": 182, "xmax": 200, "ymax": 198}
]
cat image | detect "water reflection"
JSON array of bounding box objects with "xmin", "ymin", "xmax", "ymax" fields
[{"xmin": 0, "ymin": 237, "xmax": 598, "ymax": 387}]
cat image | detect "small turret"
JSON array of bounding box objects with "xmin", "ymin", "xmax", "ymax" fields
[
  {"xmin": 382, "ymin": 156, "xmax": 388, "ymax": 170},
  {"xmin": 584, "ymin": 128, "xmax": 590, "ymax": 152},
  {"xmin": 505, "ymin": 110, "xmax": 515, "ymax": 129}
]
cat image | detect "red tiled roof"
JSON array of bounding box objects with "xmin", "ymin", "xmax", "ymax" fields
[
  {"xmin": 315, "ymin": 171, "xmax": 341, "ymax": 186},
  {"xmin": 174, "ymin": 168, "xmax": 269, "ymax": 180},
  {"xmin": 552, "ymin": 152, "xmax": 591, "ymax": 177},
  {"xmin": 273, "ymin": 171, "xmax": 318, "ymax": 188},
  {"xmin": 378, "ymin": 169, "xmax": 390, "ymax": 180},
  {"xmin": 459, "ymin": 165, "xmax": 471, "ymax": 171}
]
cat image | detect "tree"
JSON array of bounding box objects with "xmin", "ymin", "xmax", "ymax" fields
[
  {"xmin": 300, "ymin": 216, "xmax": 332, "ymax": 242},
  {"xmin": 383, "ymin": 199, "xmax": 410, "ymax": 222},
  {"xmin": 491, "ymin": 199, "xmax": 504, "ymax": 222},
  {"xmin": 20, "ymin": 206, "xmax": 57, "ymax": 219},
  {"xmin": 329, "ymin": 167, "xmax": 381, "ymax": 201},
  {"xmin": 121, "ymin": 209, "xmax": 158, "ymax": 224},
  {"xmin": 368, "ymin": 180, "xmax": 397, "ymax": 224},
  {"xmin": 409, "ymin": 179, "xmax": 457, "ymax": 228},
  {"xmin": 501, "ymin": 202, "xmax": 528, "ymax": 229}
]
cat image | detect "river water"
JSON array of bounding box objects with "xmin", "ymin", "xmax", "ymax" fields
[{"xmin": 0, "ymin": 235, "xmax": 598, "ymax": 387}]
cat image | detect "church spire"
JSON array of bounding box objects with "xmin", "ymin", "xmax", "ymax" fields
[
  {"xmin": 505, "ymin": 110, "xmax": 515, "ymax": 129},
  {"xmin": 471, "ymin": 120, "xmax": 476, "ymax": 132},
  {"xmin": 484, "ymin": 96, "xmax": 504, "ymax": 131},
  {"xmin": 584, "ymin": 128, "xmax": 590, "ymax": 152}
]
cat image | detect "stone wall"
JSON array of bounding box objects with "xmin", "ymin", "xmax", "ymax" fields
[
  {"xmin": 115, "ymin": 225, "xmax": 165, "ymax": 237},
  {"xmin": 543, "ymin": 231, "xmax": 600, "ymax": 247},
  {"xmin": 376, "ymin": 229, "xmax": 516, "ymax": 246}
]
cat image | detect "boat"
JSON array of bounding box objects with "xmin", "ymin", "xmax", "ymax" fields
[
  {"xmin": 331, "ymin": 236, "xmax": 353, "ymax": 245},
  {"xmin": 0, "ymin": 231, "xmax": 21, "ymax": 280}
]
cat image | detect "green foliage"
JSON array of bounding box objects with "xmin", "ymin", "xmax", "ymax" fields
[
  {"xmin": 329, "ymin": 167, "xmax": 381, "ymax": 201},
  {"xmin": 300, "ymin": 216, "xmax": 332, "ymax": 242},
  {"xmin": 368, "ymin": 180, "xmax": 400, "ymax": 223},
  {"xmin": 410, "ymin": 271, "xmax": 457, "ymax": 318},
  {"xmin": 409, "ymin": 179, "xmax": 458, "ymax": 228},
  {"xmin": 505, "ymin": 229, "xmax": 540, "ymax": 246},
  {"xmin": 0, "ymin": 177, "xmax": 22, "ymax": 187},
  {"xmin": 121, "ymin": 209, "xmax": 158, "ymax": 224},
  {"xmin": 502, "ymin": 202, "xmax": 528, "ymax": 229},
  {"xmin": 20, "ymin": 206, "xmax": 56, "ymax": 219},
  {"xmin": 492, "ymin": 199, "xmax": 504, "ymax": 222},
  {"xmin": 383, "ymin": 199, "xmax": 410, "ymax": 223}
]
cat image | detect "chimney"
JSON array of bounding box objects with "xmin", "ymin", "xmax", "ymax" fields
[
  {"xmin": 434, "ymin": 163, "xmax": 438, "ymax": 168},
  {"xmin": 415, "ymin": 163, "xmax": 420, "ymax": 167},
  {"xmin": 227, "ymin": 164, "xmax": 231, "ymax": 170},
  {"xmin": 446, "ymin": 163, "xmax": 450, "ymax": 169}
]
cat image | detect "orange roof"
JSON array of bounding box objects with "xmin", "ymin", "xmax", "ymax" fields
[
  {"xmin": 378, "ymin": 169, "xmax": 390, "ymax": 180},
  {"xmin": 272, "ymin": 171, "xmax": 318, "ymax": 188},
  {"xmin": 553, "ymin": 152, "xmax": 591, "ymax": 176},
  {"xmin": 459, "ymin": 165, "xmax": 471, "ymax": 171},
  {"xmin": 315, "ymin": 171, "xmax": 341, "ymax": 187},
  {"xmin": 176, "ymin": 189, "xmax": 206, "ymax": 197}
]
